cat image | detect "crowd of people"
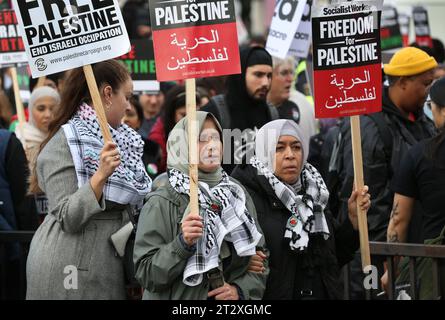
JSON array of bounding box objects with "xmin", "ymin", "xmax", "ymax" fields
[{"xmin": 1, "ymin": 1, "xmax": 445, "ymax": 300}]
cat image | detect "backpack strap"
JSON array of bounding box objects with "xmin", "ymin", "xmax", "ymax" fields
[
  {"xmin": 325, "ymin": 122, "xmax": 346, "ymax": 196},
  {"xmin": 328, "ymin": 126, "xmax": 342, "ymax": 173},
  {"xmin": 367, "ymin": 112, "xmax": 394, "ymax": 177},
  {"xmin": 211, "ymin": 94, "xmax": 231, "ymax": 129}
]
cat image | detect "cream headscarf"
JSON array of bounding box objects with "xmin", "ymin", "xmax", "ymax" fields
[
  {"xmin": 167, "ymin": 111, "xmax": 223, "ymax": 187},
  {"xmin": 28, "ymin": 86, "xmax": 60, "ymax": 127},
  {"xmin": 16, "ymin": 86, "xmax": 60, "ymax": 149}
]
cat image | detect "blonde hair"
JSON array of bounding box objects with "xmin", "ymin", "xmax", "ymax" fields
[{"xmin": 272, "ymin": 56, "xmax": 297, "ymax": 73}]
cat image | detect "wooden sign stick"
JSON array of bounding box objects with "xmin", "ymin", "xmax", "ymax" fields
[
  {"xmin": 350, "ymin": 115, "xmax": 371, "ymax": 270},
  {"xmin": 83, "ymin": 65, "xmax": 113, "ymax": 143},
  {"xmin": 10, "ymin": 67, "xmax": 27, "ymax": 148},
  {"xmin": 186, "ymin": 78, "xmax": 199, "ymax": 215}
]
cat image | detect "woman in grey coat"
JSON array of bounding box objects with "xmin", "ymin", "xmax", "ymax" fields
[{"xmin": 26, "ymin": 60, "xmax": 151, "ymax": 299}]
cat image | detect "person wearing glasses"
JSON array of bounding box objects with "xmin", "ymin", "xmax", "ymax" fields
[
  {"xmin": 267, "ymin": 56, "xmax": 300, "ymax": 123},
  {"xmin": 267, "ymin": 56, "xmax": 317, "ymax": 140}
]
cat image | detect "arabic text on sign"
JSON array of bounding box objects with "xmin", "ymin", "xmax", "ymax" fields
[
  {"xmin": 325, "ymin": 70, "xmax": 377, "ymax": 109},
  {"xmin": 167, "ymin": 47, "xmax": 229, "ymax": 71}
]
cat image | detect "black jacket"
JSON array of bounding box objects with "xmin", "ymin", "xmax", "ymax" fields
[
  {"xmin": 231, "ymin": 164, "xmax": 359, "ymax": 300},
  {"xmin": 0, "ymin": 130, "xmax": 38, "ymax": 230},
  {"xmin": 334, "ymin": 88, "xmax": 436, "ymax": 241}
]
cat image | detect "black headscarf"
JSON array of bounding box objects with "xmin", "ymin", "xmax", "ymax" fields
[
  {"xmin": 225, "ymin": 46, "xmax": 273, "ymax": 131},
  {"xmin": 430, "ymin": 76, "xmax": 445, "ymax": 107}
]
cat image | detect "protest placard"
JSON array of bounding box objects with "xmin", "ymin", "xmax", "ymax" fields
[
  {"xmin": 150, "ymin": 0, "xmax": 242, "ymax": 214},
  {"xmin": 12, "ymin": 0, "xmax": 130, "ymax": 77},
  {"xmin": 0, "ymin": 9, "xmax": 26, "ymax": 66},
  {"xmin": 149, "ymin": 0, "xmax": 240, "ymax": 81},
  {"xmin": 312, "ymin": 0, "xmax": 382, "ymax": 118},
  {"xmin": 0, "ymin": 8, "xmax": 28, "ymax": 140},
  {"xmin": 266, "ymin": 0, "xmax": 306, "ymax": 59},
  {"xmin": 116, "ymin": 39, "xmax": 159, "ymax": 94},
  {"xmin": 288, "ymin": 0, "xmax": 312, "ymax": 59},
  {"xmin": 13, "ymin": 0, "xmax": 132, "ymax": 142},
  {"xmin": 380, "ymin": 4, "xmax": 402, "ymax": 51},
  {"xmin": 0, "ymin": 8, "xmax": 27, "ymax": 140},
  {"xmin": 398, "ymin": 12, "xmax": 410, "ymax": 47},
  {"xmin": 312, "ymin": 0, "xmax": 383, "ymax": 270},
  {"xmin": 413, "ymin": 6, "xmax": 432, "ymax": 48},
  {"xmin": 16, "ymin": 64, "xmax": 30, "ymax": 102},
  {"xmin": 9, "ymin": 66, "xmax": 26, "ymax": 143}
]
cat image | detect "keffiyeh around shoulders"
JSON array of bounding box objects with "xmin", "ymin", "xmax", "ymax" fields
[
  {"xmin": 250, "ymin": 156, "xmax": 330, "ymax": 251},
  {"xmin": 168, "ymin": 168, "xmax": 262, "ymax": 286},
  {"xmin": 62, "ymin": 103, "xmax": 151, "ymax": 208}
]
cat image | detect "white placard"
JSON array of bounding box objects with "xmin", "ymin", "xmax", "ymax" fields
[
  {"xmin": 12, "ymin": 0, "xmax": 130, "ymax": 78},
  {"xmin": 266, "ymin": 0, "xmax": 307, "ymax": 59},
  {"xmin": 133, "ymin": 80, "xmax": 160, "ymax": 94},
  {"xmin": 288, "ymin": 0, "xmax": 312, "ymax": 59},
  {"xmin": 398, "ymin": 13, "xmax": 410, "ymax": 37}
]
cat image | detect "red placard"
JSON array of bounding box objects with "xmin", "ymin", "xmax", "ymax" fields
[
  {"xmin": 311, "ymin": 1, "xmax": 382, "ymax": 118},
  {"xmin": 152, "ymin": 23, "xmax": 240, "ymax": 81},
  {"xmin": 415, "ymin": 36, "xmax": 433, "ymax": 48},
  {"xmin": 313, "ymin": 64, "xmax": 382, "ymax": 118},
  {"xmin": 149, "ymin": 0, "xmax": 241, "ymax": 81},
  {"xmin": 380, "ymin": 5, "xmax": 403, "ymax": 51},
  {"xmin": 0, "ymin": 9, "xmax": 27, "ymax": 66}
]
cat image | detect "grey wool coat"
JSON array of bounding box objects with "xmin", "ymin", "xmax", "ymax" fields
[{"xmin": 26, "ymin": 129, "xmax": 128, "ymax": 299}]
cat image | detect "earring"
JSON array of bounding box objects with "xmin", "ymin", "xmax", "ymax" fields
[{"xmin": 106, "ymin": 101, "xmax": 112, "ymax": 110}]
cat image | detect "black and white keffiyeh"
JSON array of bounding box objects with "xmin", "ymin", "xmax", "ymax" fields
[
  {"xmin": 250, "ymin": 156, "xmax": 330, "ymax": 251},
  {"xmin": 62, "ymin": 103, "xmax": 151, "ymax": 208},
  {"xmin": 168, "ymin": 168, "xmax": 262, "ymax": 286}
]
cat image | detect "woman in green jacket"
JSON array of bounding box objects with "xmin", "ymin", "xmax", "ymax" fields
[{"xmin": 133, "ymin": 111, "xmax": 268, "ymax": 300}]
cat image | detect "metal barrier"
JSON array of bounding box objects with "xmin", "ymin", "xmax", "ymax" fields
[
  {"xmin": 3, "ymin": 233, "xmax": 444, "ymax": 300},
  {"xmin": 343, "ymin": 241, "xmax": 445, "ymax": 300},
  {"xmin": 0, "ymin": 231, "xmax": 35, "ymax": 300}
]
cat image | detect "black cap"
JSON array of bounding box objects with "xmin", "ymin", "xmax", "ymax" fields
[{"xmin": 243, "ymin": 46, "xmax": 273, "ymax": 69}]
